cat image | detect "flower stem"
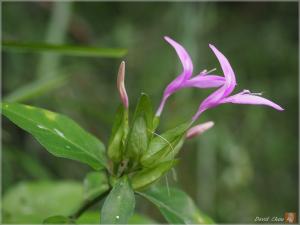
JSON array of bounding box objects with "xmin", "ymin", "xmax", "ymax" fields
[{"xmin": 69, "ymin": 189, "xmax": 111, "ymax": 220}]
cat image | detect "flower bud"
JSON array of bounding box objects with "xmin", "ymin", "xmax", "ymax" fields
[
  {"xmin": 117, "ymin": 61, "xmax": 129, "ymax": 108},
  {"xmin": 186, "ymin": 121, "xmax": 214, "ymax": 139}
]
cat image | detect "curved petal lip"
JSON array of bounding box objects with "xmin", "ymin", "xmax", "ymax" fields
[
  {"xmin": 209, "ymin": 44, "xmax": 237, "ymax": 98},
  {"xmin": 164, "ymin": 36, "xmax": 194, "ymax": 80},
  {"xmin": 221, "ymin": 94, "xmax": 284, "ymax": 111}
]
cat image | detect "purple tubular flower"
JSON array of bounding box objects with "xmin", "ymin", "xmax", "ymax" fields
[
  {"xmin": 156, "ymin": 37, "xmax": 226, "ymax": 116},
  {"xmin": 192, "ymin": 44, "xmax": 284, "ymax": 122}
]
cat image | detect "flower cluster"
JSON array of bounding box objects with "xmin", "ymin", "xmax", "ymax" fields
[{"xmin": 117, "ymin": 36, "xmax": 283, "ymax": 138}]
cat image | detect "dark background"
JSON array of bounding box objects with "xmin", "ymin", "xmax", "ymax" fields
[{"xmin": 2, "ymin": 1, "xmax": 298, "ymax": 223}]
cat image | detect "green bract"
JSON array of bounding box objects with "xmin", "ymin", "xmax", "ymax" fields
[
  {"xmin": 141, "ymin": 122, "xmax": 189, "ymax": 166},
  {"xmin": 131, "ymin": 160, "xmax": 178, "ymax": 190},
  {"xmin": 124, "ymin": 94, "xmax": 153, "ymax": 168},
  {"xmin": 107, "ymin": 105, "xmax": 129, "ymax": 166}
]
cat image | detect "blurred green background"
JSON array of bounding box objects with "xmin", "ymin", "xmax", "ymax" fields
[{"xmin": 2, "ymin": 1, "xmax": 298, "ymax": 224}]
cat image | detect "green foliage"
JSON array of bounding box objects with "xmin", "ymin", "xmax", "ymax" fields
[
  {"xmin": 2, "ymin": 40, "xmax": 128, "ymax": 58},
  {"xmin": 1, "ymin": 102, "xmax": 107, "ymax": 170},
  {"xmin": 141, "ymin": 122, "xmax": 189, "ymax": 166},
  {"xmin": 108, "ymin": 105, "xmax": 129, "ymax": 164},
  {"xmin": 83, "ymin": 171, "xmax": 110, "ymax": 201},
  {"xmin": 43, "ymin": 215, "xmax": 71, "ymax": 224},
  {"xmin": 77, "ymin": 211, "xmax": 157, "ymax": 224},
  {"xmin": 2, "ymin": 181, "xmax": 83, "ymax": 223},
  {"xmin": 138, "ymin": 186, "xmax": 214, "ymax": 224},
  {"xmin": 100, "ymin": 177, "xmax": 135, "ymax": 224},
  {"xmin": 125, "ymin": 94, "xmax": 153, "ymax": 165},
  {"xmin": 131, "ymin": 160, "xmax": 178, "ymax": 190}
]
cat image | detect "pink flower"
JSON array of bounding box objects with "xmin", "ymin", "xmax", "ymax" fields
[
  {"xmin": 156, "ymin": 37, "xmax": 226, "ymax": 116},
  {"xmin": 192, "ymin": 44, "xmax": 284, "ymax": 122}
]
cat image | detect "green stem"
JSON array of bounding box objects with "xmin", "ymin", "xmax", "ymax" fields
[{"xmin": 69, "ymin": 189, "xmax": 110, "ymax": 220}]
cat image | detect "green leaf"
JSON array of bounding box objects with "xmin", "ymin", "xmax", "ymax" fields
[
  {"xmin": 107, "ymin": 105, "xmax": 129, "ymax": 164},
  {"xmin": 1, "ymin": 102, "xmax": 107, "ymax": 170},
  {"xmin": 101, "ymin": 176, "xmax": 135, "ymax": 224},
  {"xmin": 83, "ymin": 171, "xmax": 110, "ymax": 201},
  {"xmin": 131, "ymin": 160, "xmax": 178, "ymax": 190},
  {"xmin": 125, "ymin": 94, "xmax": 153, "ymax": 163},
  {"xmin": 77, "ymin": 211, "xmax": 157, "ymax": 224},
  {"xmin": 77, "ymin": 212, "xmax": 100, "ymax": 224},
  {"xmin": 141, "ymin": 122, "xmax": 189, "ymax": 166},
  {"xmin": 3, "ymin": 40, "xmax": 128, "ymax": 58},
  {"xmin": 2, "ymin": 181, "xmax": 83, "ymax": 223},
  {"xmin": 137, "ymin": 186, "xmax": 214, "ymax": 224},
  {"xmin": 3, "ymin": 76, "xmax": 68, "ymax": 102},
  {"xmin": 128, "ymin": 214, "xmax": 157, "ymax": 224},
  {"xmin": 43, "ymin": 215, "xmax": 71, "ymax": 224}
]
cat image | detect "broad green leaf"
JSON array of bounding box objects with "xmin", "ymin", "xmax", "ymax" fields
[
  {"xmin": 77, "ymin": 211, "xmax": 157, "ymax": 224},
  {"xmin": 3, "ymin": 40, "xmax": 127, "ymax": 58},
  {"xmin": 101, "ymin": 176, "xmax": 135, "ymax": 224},
  {"xmin": 43, "ymin": 215, "xmax": 71, "ymax": 224},
  {"xmin": 1, "ymin": 102, "xmax": 107, "ymax": 170},
  {"xmin": 2, "ymin": 181, "xmax": 83, "ymax": 224},
  {"xmin": 141, "ymin": 122, "xmax": 189, "ymax": 166},
  {"xmin": 128, "ymin": 214, "xmax": 157, "ymax": 224},
  {"xmin": 77, "ymin": 212, "xmax": 100, "ymax": 224},
  {"xmin": 83, "ymin": 171, "xmax": 109, "ymax": 201},
  {"xmin": 137, "ymin": 186, "xmax": 214, "ymax": 224},
  {"xmin": 131, "ymin": 160, "xmax": 178, "ymax": 190},
  {"xmin": 3, "ymin": 76, "xmax": 68, "ymax": 102},
  {"xmin": 125, "ymin": 94, "xmax": 153, "ymax": 163},
  {"xmin": 108, "ymin": 105, "xmax": 129, "ymax": 164}
]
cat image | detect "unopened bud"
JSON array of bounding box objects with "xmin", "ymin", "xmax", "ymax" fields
[
  {"xmin": 186, "ymin": 121, "xmax": 214, "ymax": 139},
  {"xmin": 117, "ymin": 61, "xmax": 129, "ymax": 108}
]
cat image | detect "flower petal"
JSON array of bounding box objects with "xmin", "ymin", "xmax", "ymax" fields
[
  {"xmin": 209, "ymin": 44, "xmax": 236, "ymax": 97},
  {"xmin": 164, "ymin": 36, "xmax": 193, "ymax": 80},
  {"xmin": 156, "ymin": 37, "xmax": 194, "ymax": 116},
  {"xmin": 220, "ymin": 93, "xmax": 284, "ymax": 111},
  {"xmin": 184, "ymin": 75, "xmax": 225, "ymax": 88},
  {"xmin": 191, "ymin": 45, "xmax": 238, "ymax": 121},
  {"xmin": 192, "ymin": 85, "xmax": 227, "ymax": 121}
]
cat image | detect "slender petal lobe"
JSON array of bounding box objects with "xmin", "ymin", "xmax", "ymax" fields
[
  {"xmin": 220, "ymin": 92, "xmax": 284, "ymax": 111},
  {"xmin": 209, "ymin": 44, "xmax": 236, "ymax": 97},
  {"xmin": 164, "ymin": 36, "xmax": 193, "ymax": 80}
]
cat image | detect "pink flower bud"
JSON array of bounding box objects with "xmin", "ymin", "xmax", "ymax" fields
[
  {"xmin": 186, "ymin": 121, "xmax": 214, "ymax": 139},
  {"xmin": 117, "ymin": 61, "xmax": 129, "ymax": 108}
]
